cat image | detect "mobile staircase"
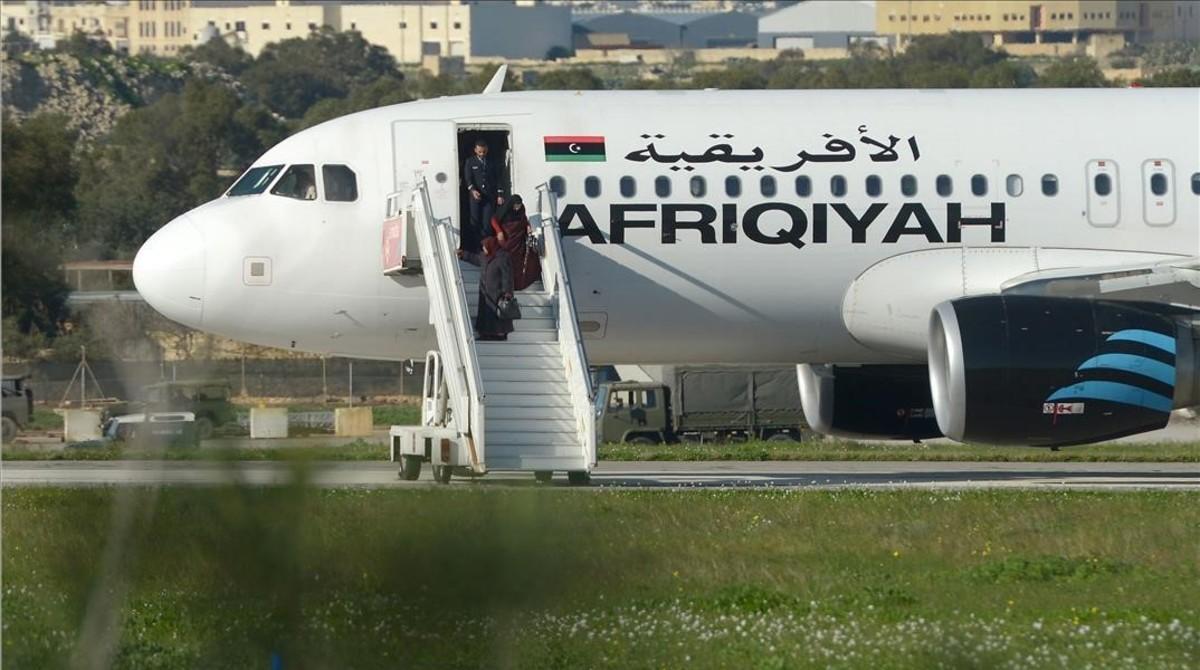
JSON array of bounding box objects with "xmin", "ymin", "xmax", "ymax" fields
[{"xmin": 384, "ymin": 181, "xmax": 596, "ymax": 484}]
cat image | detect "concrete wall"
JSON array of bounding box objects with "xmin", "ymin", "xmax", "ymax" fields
[{"xmin": 470, "ymin": 2, "xmax": 571, "ymax": 61}]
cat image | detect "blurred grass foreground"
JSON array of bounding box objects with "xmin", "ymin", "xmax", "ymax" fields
[{"xmin": 4, "ymin": 485, "xmax": 1198, "ymax": 668}]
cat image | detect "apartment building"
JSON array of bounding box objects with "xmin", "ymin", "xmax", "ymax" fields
[
  {"xmin": 876, "ymin": 1, "xmax": 1200, "ymax": 49},
  {"xmin": 4, "ymin": 1, "xmax": 571, "ymax": 64}
]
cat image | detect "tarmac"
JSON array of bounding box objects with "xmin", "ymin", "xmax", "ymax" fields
[{"xmin": 3, "ymin": 460, "xmax": 1198, "ymax": 490}]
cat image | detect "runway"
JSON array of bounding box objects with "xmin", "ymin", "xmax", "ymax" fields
[{"xmin": 3, "ymin": 460, "xmax": 1198, "ymax": 490}]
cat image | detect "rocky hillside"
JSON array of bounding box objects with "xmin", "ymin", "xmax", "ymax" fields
[{"xmin": 2, "ymin": 50, "xmax": 239, "ymax": 143}]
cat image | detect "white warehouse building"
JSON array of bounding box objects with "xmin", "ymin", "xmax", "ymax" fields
[{"xmin": 757, "ymin": 0, "xmax": 888, "ymax": 50}]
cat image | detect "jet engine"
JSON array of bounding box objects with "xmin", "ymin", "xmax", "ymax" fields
[
  {"xmin": 928, "ymin": 295, "xmax": 1198, "ymax": 446},
  {"xmin": 798, "ymin": 364, "xmax": 943, "ymax": 441}
]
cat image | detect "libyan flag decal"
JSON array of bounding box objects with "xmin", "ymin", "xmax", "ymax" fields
[{"xmin": 544, "ymin": 136, "xmax": 606, "ymax": 162}]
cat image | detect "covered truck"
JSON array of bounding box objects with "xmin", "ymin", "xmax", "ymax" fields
[{"xmin": 597, "ymin": 366, "xmax": 807, "ymax": 444}]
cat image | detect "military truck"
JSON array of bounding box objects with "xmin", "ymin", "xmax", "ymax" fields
[
  {"xmin": 138, "ymin": 381, "xmax": 236, "ymax": 439},
  {"xmin": 1, "ymin": 374, "xmax": 34, "ymax": 442},
  {"xmin": 597, "ymin": 367, "xmax": 807, "ymax": 444}
]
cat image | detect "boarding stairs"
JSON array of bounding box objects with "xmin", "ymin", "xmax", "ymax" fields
[{"xmin": 383, "ymin": 181, "xmax": 596, "ymax": 483}]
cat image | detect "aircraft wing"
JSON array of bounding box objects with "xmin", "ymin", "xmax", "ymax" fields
[{"xmin": 1000, "ymin": 256, "xmax": 1200, "ymax": 313}]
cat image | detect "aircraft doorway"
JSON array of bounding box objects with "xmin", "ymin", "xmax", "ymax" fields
[{"xmin": 456, "ymin": 127, "xmax": 511, "ymax": 252}]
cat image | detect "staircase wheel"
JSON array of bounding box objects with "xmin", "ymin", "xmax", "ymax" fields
[
  {"xmin": 400, "ymin": 455, "xmax": 423, "ymax": 481},
  {"xmin": 433, "ymin": 465, "xmax": 453, "ymax": 485},
  {"xmin": 534, "ymin": 470, "xmax": 554, "ymax": 484},
  {"xmin": 567, "ymin": 471, "xmax": 591, "ymax": 486}
]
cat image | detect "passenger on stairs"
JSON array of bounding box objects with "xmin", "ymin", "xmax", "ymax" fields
[
  {"xmin": 459, "ymin": 237, "xmax": 515, "ymax": 341},
  {"xmin": 489, "ymin": 194, "xmax": 542, "ymax": 291}
]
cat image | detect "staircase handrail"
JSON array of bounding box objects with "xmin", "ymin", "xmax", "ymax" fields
[
  {"xmin": 405, "ymin": 179, "xmax": 486, "ymax": 471},
  {"xmin": 533, "ymin": 183, "xmax": 597, "ymax": 467}
]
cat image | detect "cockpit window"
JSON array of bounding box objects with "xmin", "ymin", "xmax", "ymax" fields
[
  {"xmin": 227, "ymin": 164, "xmax": 283, "ymax": 196},
  {"xmin": 322, "ymin": 164, "xmax": 358, "ymax": 202},
  {"xmin": 271, "ymin": 164, "xmax": 318, "ymax": 201}
]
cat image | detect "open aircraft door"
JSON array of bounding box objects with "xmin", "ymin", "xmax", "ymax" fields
[{"xmin": 392, "ymin": 120, "xmax": 459, "ymax": 224}]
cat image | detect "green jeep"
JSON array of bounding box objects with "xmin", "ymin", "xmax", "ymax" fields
[{"xmin": 142, "ymin": 380, "xmax": 236, "ymax": 439}]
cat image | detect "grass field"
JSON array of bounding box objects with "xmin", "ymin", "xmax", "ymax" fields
[
  {"xmin": 4, "ymin": 485, "xmax": 1198, "ymax": 668},
  {"xmin": 598, "ymin": 439, "xmax": 1200, "ymax": 462}
]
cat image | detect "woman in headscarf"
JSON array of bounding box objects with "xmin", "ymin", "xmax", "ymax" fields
[
  {"xmin": 489, "ymin": 194, "xmax": 542, "ymax": 291},
  {"xmin": 471, "ymin": 236, "xmax": 515, "ymax": 341}
]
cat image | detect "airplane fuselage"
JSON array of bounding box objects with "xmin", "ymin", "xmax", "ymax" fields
[{"xmin": 133, "ymin": 89, "xmax": 1200, "ymax": 365}]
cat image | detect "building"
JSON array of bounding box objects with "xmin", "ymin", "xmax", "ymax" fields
[
  {"xmin": 876, "ymin": 1, "xmax": 1200, "ymax": 49},
  {"xmin": 2, "ymin": 1, "xmax": 191, "ymax": 55},
  {"xmin": 573, "ymin": 9, "xmax": 760, "ymax": 49},
  {"xmin": 4, "ymin": 1, "xmax": 572, "ymax": 65},
  {"xmin": 188, "ymin": 1, "xmax": 333, "ymax": 57},
  {"xmin": 757, "ymin": 0, "xmax": 887, "ymax": 50}
]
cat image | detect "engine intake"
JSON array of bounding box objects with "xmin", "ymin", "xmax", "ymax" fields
[
  {"xmin": 798, "ymin": 364, "xmax": 942, "ymax": 441},
  {"xmin": 928, "ymin": 295, "xmax": 1197, "ymax": 446}
]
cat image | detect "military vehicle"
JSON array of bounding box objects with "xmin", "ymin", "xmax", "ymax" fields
[
  {"xmin": 102, "ymin": 412, "xmax": 199, "ymax": 447},
  {"xmin": 139, "ymin": 380, "xmax": 236, "ymax": 439},
  {"xmin": 1, "ymin": 374, "xmax": 34, "ymax": 442},
  {"xmin": 597, "ymin": 367, "xmax": 807, "ymax": 444}
]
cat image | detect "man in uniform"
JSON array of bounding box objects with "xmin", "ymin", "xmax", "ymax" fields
[{"xmin": 463, "ymin": 138, "xmax": 505, "ymax": 250}]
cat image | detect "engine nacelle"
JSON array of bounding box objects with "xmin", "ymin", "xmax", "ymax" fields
[
  {"xmin": 798, "ymin": 364, "xmax": 942, "ymax": 441},
  {"xmin": 928, "ymin": 295, "xmax": 1198, "ymax": 446}
]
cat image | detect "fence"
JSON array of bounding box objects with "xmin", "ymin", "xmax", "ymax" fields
[{"xmin": 11, "ymin": 358, "xmax": 427, "ymax": 404}]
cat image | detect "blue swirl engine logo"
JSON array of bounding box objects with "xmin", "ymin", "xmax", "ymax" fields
[{"xmin": 1044, "ymin": 329, "xmax": 1176, "ymax": 415}]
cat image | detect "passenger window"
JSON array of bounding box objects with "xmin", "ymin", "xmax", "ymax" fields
[
  {"xmin": 322, "ymin": 164, "xmax": 357, "ymax": 202},
  {"xmin": 795, "ymin": 176, "xmax": 812, "ymax": 197},
  {"xmin": 549, "ymin": 176, "xmax": 566, "ymax": 198},
  {"xmin": 1041, "ymin": 174, "xmax": 1058, "ymax": 196},
  {"xmin": 1150, "ymin": 173, "xmax": 1168, "ymax": 196},
  {"xmin": 831, "ymin": 175, "xmax": 847, "ymax": 197},
  {"xmin": 644, "ymin": 389, "xmax": 657, "ymax": 408},
  {"xmin": 969, "ymin": 174, "xmax": 988, "ymax": 195},
  {"xmin": 936, "ymin": 174, "xmax": 952, "ymax": 196},
  {"xmin": 760, "ymin": 176, "xmax": 777, "ymax": 197},
  {"xmin": 1094, "ymin": 173, "xmax": 1113, "ymax": 196},
  {"xmin": 620, "ymin": 176, "xmax": 636, "ymax": 198},
  {"xmin": 228, "ymin": 164, "xmax": 283, "ymax": 196},
  {"xmin": 1006, "ymin": 174, "xmax": 1023, "ymax": 197},
  {"xmin": 900, "ymin": 175, "xmax": 917, "ymax": 197},
  {"xmin": 690, "ymin": 176, "xmax": 706, "ymax": 198},
  {"xmin": 725, "ymin": 176, "xmax": 741, "ymax": 197},
  {"xmin": 866, "ymin": 175, "xmax": 882, "ymax": 197},
  {"xmin": 585, "ymin": 176, "xmax": 601, "ymax": 198},
  {"xmin": 271, "ymin": 164, "xmax": 317, "ymax": 201},
  {"xmin": 1192, "ymin": 172, "xmax": 1200, "ymax": 195},
  {"xmin": 655, "ymin": 176, "xmax": 671, "ymax": 197}
]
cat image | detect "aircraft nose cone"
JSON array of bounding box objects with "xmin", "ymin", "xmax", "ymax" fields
[{"xmin": 133, "ymin": 214, "xmax": 205, "ymax": 326}]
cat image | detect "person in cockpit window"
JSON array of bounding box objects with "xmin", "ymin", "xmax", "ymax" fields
[
  {"xmin": 463, "ymin": 138, "xmax": 505, "ymax": 249},
  {"xmin": 297, "ymin": 171, "xmax": 317, "ymax": 200}
]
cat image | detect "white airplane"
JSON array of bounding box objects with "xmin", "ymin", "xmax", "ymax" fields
[{"xmin": 133, "ymin": 81, "xmax": 1200, "ymax": 459}]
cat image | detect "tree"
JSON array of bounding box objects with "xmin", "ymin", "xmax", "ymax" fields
[
  {"xmin": 1, "ymin": 114, "xmax": 76, "ymax": 336},
  {"xmin": 692, "ymin": 64, "xmax": 767, "ymax": 89},
  {"xmin": 57, "ymin": 30, "xmax": 114, "ymax": 59},
  {"xmin": 2, "ymin": 28, "xmax": 35, "ymax": 58},
  {"xmin": 300, "ymin": 75, "xmax": 412, "ymax": 129},
  {"xmin": 180, "ymin": 38, "xmax": 254, "ymax": 76},
  {"xmin": 243, "ymin": 28, "xmax": 399, "ymax": 118},
  {"xmin": 75, "ymin": 80, "xmax": 284, "ymax": 253},
  {"xmin": 545, "ymin": 45, "xmax": 572, "ymax": 61},
  {"xmin": 534, "ymin": 68, "xmax": 605, "ymax": 91},
  {"xmin": 1137, "ymin": 68, "xmax": 1200, "ymax": 87},
  {"xmin": 1037, "ymin": 57, "xmax": 1110, "ymax": 87}
]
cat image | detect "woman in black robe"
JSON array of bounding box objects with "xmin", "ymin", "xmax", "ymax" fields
[
  {"xmin": 489, "ymin": 194, "xmax": 542, "ymax": 291},
  {"xmin": 469, "ymin": 236, "xmax": 515, "ymax": 341}
]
